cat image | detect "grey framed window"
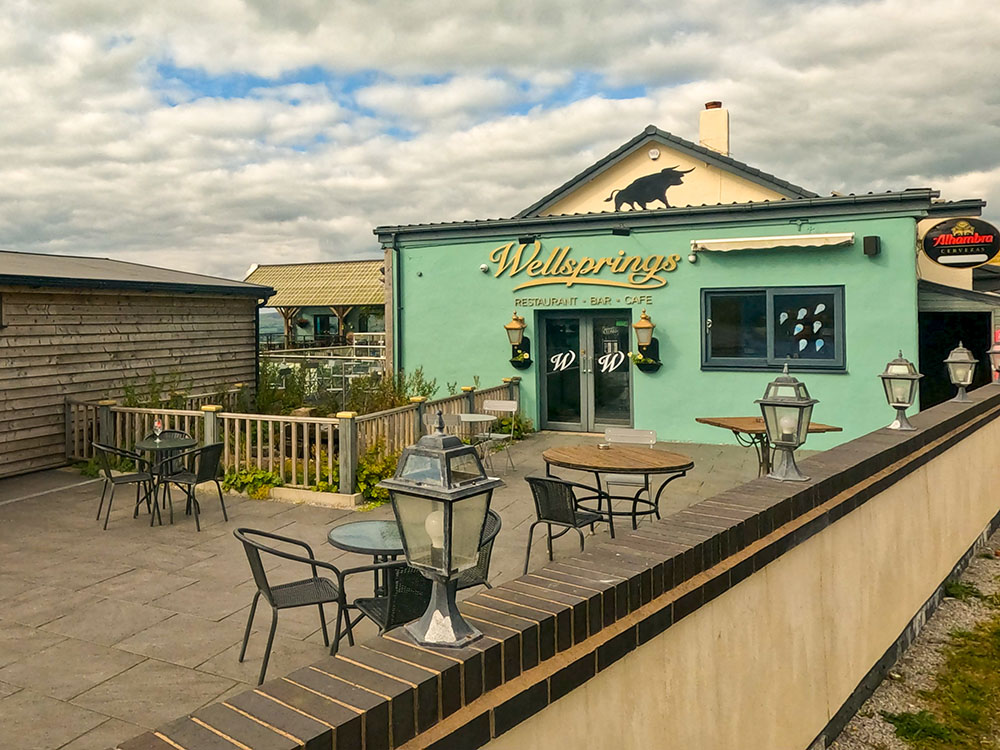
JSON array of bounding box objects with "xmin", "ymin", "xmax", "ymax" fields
[{"xmin": 702, "ymin": 286, "xmax": 845, "ymax": 371}]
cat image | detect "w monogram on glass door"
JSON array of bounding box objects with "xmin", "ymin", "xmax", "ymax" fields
[{"xmin": 541, "ymin": 311, "xmax": 632, "ymax": 431}]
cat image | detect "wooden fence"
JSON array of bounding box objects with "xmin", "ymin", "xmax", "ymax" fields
[{"xmin": 65, "ymin": 379, "xmax": 520, "ymax": 491}]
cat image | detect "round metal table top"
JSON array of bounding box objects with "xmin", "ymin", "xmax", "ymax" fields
[
  {"xmin": 327, "ymin": 520, "xmax": 404, "ymax": 556},
  {"xmin": 542, "ymin": 444, "xmax": 694, "ymax": 474},
  {"xmin": 695, "ymin": 416, "xmax": 843, "ymax": 436},
  {"xmin": 458, "ymin": 413, "xmax": 496, "ymax": 424},
  {"xmin": 134, "ymin": 435, "xmax": 197, "ymax": 452}
]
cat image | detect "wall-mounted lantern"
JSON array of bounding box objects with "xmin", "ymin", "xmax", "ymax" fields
[
  {"xmin": 378, "ymin": 413, "xmax": 503, "ymax": 648},
  {"xmin": 945, "ymin": 342, "xmax": 977, "ymax": 402},
  {"xmin": 629, "ymin": 309, "xmax": 660, "ymax": 372},
  {"xmin": 504, "ymin": 311, "xmax": 532, "ymax": 369},
  {"xmin": 878, "ymin": 351, "xmax": 922, "ymax": 430},
  {"xmin": 755, "ymin": 364, "xmax": 817, "ymax": 482}
]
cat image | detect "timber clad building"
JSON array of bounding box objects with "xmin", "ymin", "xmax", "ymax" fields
[
  {"xmin": 0, "ymin": 251, "xmax": 273, "ymax": 479},
  {"xmin": 377, "ymin": 104, "xmax": 1000, "ymax": 447}
]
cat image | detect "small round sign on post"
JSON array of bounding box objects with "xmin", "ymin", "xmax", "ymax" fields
[{"xmin": 922, "ymin": 218, "xmax": 1000, "ymax": 269}]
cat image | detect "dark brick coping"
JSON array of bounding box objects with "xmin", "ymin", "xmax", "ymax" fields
[{"xmin": 118, "ymin": 387, "xmax": 1000, "ymax": 750}]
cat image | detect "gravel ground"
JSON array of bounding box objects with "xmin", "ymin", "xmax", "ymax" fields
[{"xmin": 831, "ymin": 530, "xmax": 1000, "ymax": 750}]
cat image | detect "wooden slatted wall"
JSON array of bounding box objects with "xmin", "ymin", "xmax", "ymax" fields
[{"xmin": 0, "ymin": 285, "xmax": 258, "ymax": 478}]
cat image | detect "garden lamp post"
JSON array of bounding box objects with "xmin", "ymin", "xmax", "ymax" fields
[
  {"xmin": 755, "ymin": 364, "xmax": 818, "ymax": 482},
  {"xmin": 878, "ymin": 351, "xmax": 922, "ymax": 431},
  {"xmin": 944, "ymin": 342, "xmax": 977, "ymax": 402},
  {"xmin": 378, "ymin": 413, "xmax": 503, "ymax": 648},
  {"xmin": 986, "ymin": 339, "xmax": 1000, "ymax": 381}
]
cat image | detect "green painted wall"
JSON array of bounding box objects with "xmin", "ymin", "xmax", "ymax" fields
[{"xmin": 395, "ymin": 214, "xmax": 920, "ymax": 448}]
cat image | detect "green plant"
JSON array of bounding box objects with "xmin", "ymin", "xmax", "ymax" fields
[
  {"xmin": 354, "ymin": 441, "xmax": 399, "ymax": 506},
  {"xmin": 496, "ymin": 412, "xmax": 534, "ymax": 440},
  {"xmin": 76, "ymin": 459, "xmax": 100, "ymax": 478},
  {"xmin": 345, "ymin": 367, "xmax": 438, "ymax": 414},
  {"xmin": 881, "ymin": 710, "xmax": 955, "ymax": 742},
  {"xmin": 121, "ymin": 372, "xmax": 189, "ymax": 408},
  {"xmin": 627, "ymin": 350, "xmax": 656, "ymax": 365},
  {"xmin": 253, "ymin": 361, "xmax": 309, "ymax": 415},
  {"xmin": 446, "ymin": 381, "xmax": 458, "ymax": 396},
  {"xmin": 944, "ymin": 580, "xmax": 983, "ymax": 602},
  {"xmin": 222, "ymin": 468, "xmax": 283, "ymax": 500}
]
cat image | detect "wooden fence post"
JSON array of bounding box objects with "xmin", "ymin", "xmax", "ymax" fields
[
  {"xmin": 337, "ymin": 412, "xmax": 358, "ymax": 495},
  {"xmin": 461, "ymin": 385, "xmax": 476, "ymax": 413},
  {"xmin": 505, "ymin": 377, "xmax": 521, "ymax": 408},
  {"xmin": 97, "ymin": 400, "xmax": 116, "ymax": 446},
  {"xmin": 410, "ymin": 396, "xmax": 427, "ymax": 437},
  {"xmin": 202, "ymin": 405, "xmax": 222, "ymax": 444}
]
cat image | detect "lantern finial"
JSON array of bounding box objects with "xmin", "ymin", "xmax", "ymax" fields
[{"xmin": 434, "ymin": 410, "xmax": 445, "ymax": 434}]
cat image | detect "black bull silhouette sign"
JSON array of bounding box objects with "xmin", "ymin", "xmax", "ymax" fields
[{"xmin": 604, "ymin": 166, "xmax": 694, "ymax": 211}]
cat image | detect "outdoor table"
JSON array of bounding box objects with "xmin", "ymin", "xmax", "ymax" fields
[
  {"xmin": 695, "ymin": 416, "xmax": 842, "ymax": 477},
  {"xmin": 135, "ymin": 435, "xmax": 197, "ymax": 524},
  {"xmin": 542, "ymin": 444, "xmax": 694, "ymax": 530},
  {"xmin": 458, "ymin": 413, "xmax": 496, "ymax": 457},
  {"xmin": 327, "ymin": 520, "xmax": 405, "ymax": 595}
]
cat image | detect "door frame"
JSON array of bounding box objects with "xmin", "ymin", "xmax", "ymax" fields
[{"xmin": 538, "ymin": 309, "xmax": 634, "ymax": 432}]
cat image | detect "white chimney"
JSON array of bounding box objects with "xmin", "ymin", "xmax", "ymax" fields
[{"xmin": 699, "ymin": 101, "xmax": 729, "ymax": 156}]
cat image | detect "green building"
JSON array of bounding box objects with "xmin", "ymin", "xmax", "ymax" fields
[{"xmin": 376, "ymin": 110, "xmax": 998, "ymax": 448}]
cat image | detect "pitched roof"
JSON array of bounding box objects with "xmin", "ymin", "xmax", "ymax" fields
[
  {"xmin": 516, "ymin": 124, "xmax": 819, "ymax": 218},
  {"xmin": 245, "ymin": 260, "xmax": 384, "ymax": 308},
  {"xmin": 0, "ymin": 250, "xmax": 273, "ymax": 297}
]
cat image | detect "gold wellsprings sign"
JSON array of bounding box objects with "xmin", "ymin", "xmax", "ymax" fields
[{"xmin": 488, "ymin": 241, "xmax": 682, "ymax": 291}]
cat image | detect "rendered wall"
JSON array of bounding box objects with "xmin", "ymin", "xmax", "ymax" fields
[
  {"xmin": 485, "ymin": 400, "xmax": 1000, "ymax": 750},
  {"xmin": 396, "ymin": 214, "xmax": 919, "ymax": 447}
]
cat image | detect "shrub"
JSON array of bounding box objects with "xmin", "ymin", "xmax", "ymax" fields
[
  {"xmin": 354, "ymin": 442, "xmax": 399, "ymax": 505},
  {"xmin": 222, "ymin": 468, "xmax": 283, "ymax": 500},
  {"xmin": 496, "ymin": 412, "xmax": 534, "ymax": 440}
]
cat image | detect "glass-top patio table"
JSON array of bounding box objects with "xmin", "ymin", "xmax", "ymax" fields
[
  {"xmin": 327, "ymin": 520, "xmax": 404, "ymax": 595},
  {"xmin": 134, "ymin": 435, "xmax": 197, "ymax": 525}
]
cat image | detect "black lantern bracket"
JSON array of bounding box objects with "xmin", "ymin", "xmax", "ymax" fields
[
  {"xmin": 634, "ymin": 338, "xmax": 661, "ymax": 372},
  {"xmin": 511, "ymin": 336, "xmax": 532, "ymax": 369}
]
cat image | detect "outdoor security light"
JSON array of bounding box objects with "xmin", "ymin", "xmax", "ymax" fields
[
  {"xmin": 632, "ymin": 309, "xmax": 655, "ymax": 349},
  {"xmin": 878, "ymin": 351, "xmax": 922, "ymax": 431},
  {"xmin": 755, "ymin": 364, "xmax": 818, "ymax": 482},
  {"xmin": 944, "ymin": 342, "xmax": 977, "ymax": 402},
  {"xmin": 378, "ymin": 414, "xmax": 503, "ymax": 648}
]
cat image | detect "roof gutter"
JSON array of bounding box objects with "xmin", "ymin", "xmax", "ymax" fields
[
  {"xmin": 0, "ymin": 275, "xmax": 276, "ymax": 298},
  {"xmin": 374, "ymin": 189, "xmax": 950, "ymax": 245}
]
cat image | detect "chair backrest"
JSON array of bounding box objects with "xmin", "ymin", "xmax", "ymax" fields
[
  {"xmin": 525, "ymin": 476, "xmax": 581, "ymax": 526},
  {"xmin": 233, "ymin": 529, "xmax": 277, "ymax": 605},
  {"xmin": 605, "ymin": 427, "xmax": 656, "ymax": 447},
  {"xmin": 144, "ymin": 429, "xmax": 192, "ymax": 440},
  {"xmin": 422, "ymin": 412, "xmax": 462, "ymax": 432},
  {"xmin": 383, "ymin": 564, "xmax": 433, "ymax": 630},
  {"xmin": 192, "ymin": 443, "xmax": 224, "ymax": 482},
  {"xmin": 92, "ymin": 443, "xmax": 116, "ymax": 480},
  {"xmin": 483, "ymin": 399, "xmax": 517, "ymax": 414}
]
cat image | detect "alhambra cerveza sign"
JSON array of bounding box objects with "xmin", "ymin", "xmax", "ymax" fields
[
  {"xmin": 922, "ymin": 218, "xmax": 1000, "ymax": 269},
  {"xmin": 488, "ymin": 240, "xmax": 682, "ymax": 291}
]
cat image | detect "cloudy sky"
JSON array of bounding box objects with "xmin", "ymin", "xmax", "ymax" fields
[{"xmin": 1, "ymin": 0, "xmax": 998, "ymax": 279}]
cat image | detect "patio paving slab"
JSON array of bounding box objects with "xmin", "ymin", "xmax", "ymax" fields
[
  {"xmin": 0, "ymin": 688, "xmax": 108, "ymax": 750},
  {"xmin": 0, "ymin": 619, "xmax": 67, "ymax": 668},
  {"xmin": 71, "ymin": 659, "xmax": 236, "ymax": 729},
  {"xmin": 80, "ymin": 566, "xmax": 199, "ymax": 604},
  {"xmin": 116, "ymin": 612, "xmax": 247, "ymax": 668},
  {"xmin": 0, "ymin": 678, "xmax": 21, "ymax": 698},
  {"xmin": 1, "ymin": 585, "xmax": 103, "ymax": 628},
  {"xmin": 59, "ymin": 717, "xmax": 146, "ymax": 750},
  {"xmin": 151, "ymin": 579, "xmax": 259, "ymax": 622},
  {"xmin": 197, "ymin": 634, "xmax": 332, "ymax": 685},
  {"xmin": 41, "ymin": 598, "xmax": 174, "ymax": 646},
  {"xmin": 0, "ymin": 637, "xmax": 145, "ymax": 700}
]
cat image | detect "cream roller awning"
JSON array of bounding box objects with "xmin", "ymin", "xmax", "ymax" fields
[{"xmin": 690, "ymin": 232, "xmax": 855, "ymax": 252}]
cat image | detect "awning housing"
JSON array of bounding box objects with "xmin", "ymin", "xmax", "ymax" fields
[{"xmin": 691, "ymin": 232, "xmax": 855, "ymax": 252}]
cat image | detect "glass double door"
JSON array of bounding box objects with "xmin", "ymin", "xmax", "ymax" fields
[{"xmin": 540, "ymin": 311, "xmax": 632, "ymax": 432}]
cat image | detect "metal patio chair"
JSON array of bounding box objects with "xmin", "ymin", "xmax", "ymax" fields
[
  {"xmin": 477, "ymin": 399, "xmax": 518, "ymax": 472},
  {"xmin": 234, "ymin": 528, "xmax": 356, "ymax": 685},
  {"xmin": 603, "ymin": 427, "xmax": 658, "ymax": 528},
  {"xmin": 92, "ymin": 443, "xmax": 156, "ymax": 530},
  {"xmin": 349, "ymin": 561, "xmax": 433, "ymax": 636},
  {"xmin": 456, "ymin": 509, "xmax": 502, "ymax": 592},
  {"xmin": 158, "ymin": 442, "xmax": 226, "ymax": 531},
  {"xmin": 523, "ymin": 475, "xmax": 613, "ymax": 574}
]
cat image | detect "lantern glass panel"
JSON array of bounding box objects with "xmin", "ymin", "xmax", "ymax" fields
[
  {"xmin": 506, "ymin": 327, "xmax": 523, "ymax": 346},
  {"xmin": 635, "ymin": 326, "xmax": 653, "ymax": 347},
  {"xmin": 393, "ymin": 492, "xmax": 449, "ymax": 573},
  {"xmin": 766, "ymin": 382, "xmax": 800, "ymax": 400},
  {"xmin": 796, "ymin": 403, "xmax": 814, "ymax": 444},
  {"xmin": 883, "ymin": 377, "xmax": 915, "ymax": 407},
  {"xmin": 398, "ymin": 453, "xmax": 445, "ymax": 486},
  {"xmin": 948, "ymin": 361, "xmax": 975, "ymax": 386},
  {"xmin": 450, "ymin": 492, "xmax": 490, "ymax": 574},
  {"xmin": 449, "ymin": 452, "xmax": 485, "ymax": 485},
  {"xmin": 990, "ymin": 349, "xmax": 1000, "ymax": 370},
  {"xmin": 763, "ymin": 404, "xmax": 805, "ymax": 446}
]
